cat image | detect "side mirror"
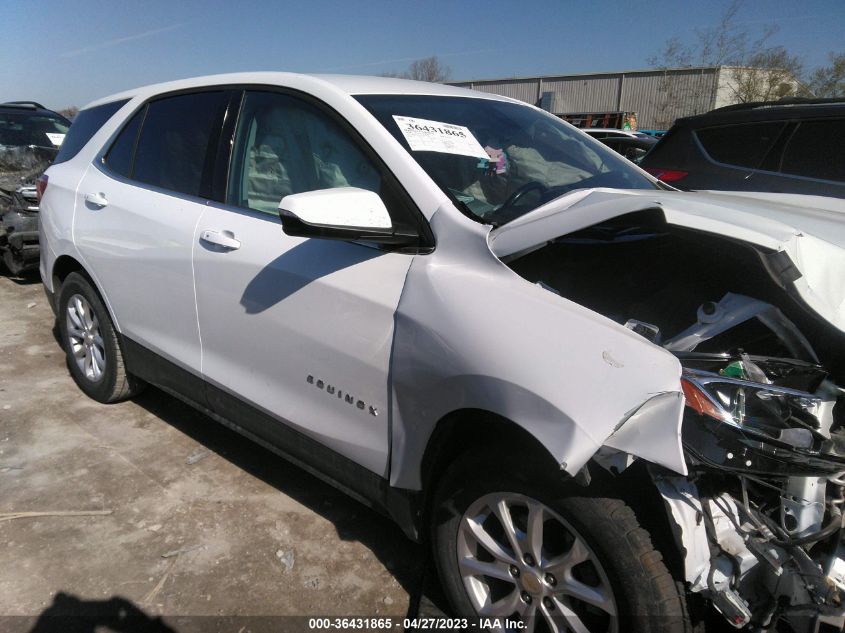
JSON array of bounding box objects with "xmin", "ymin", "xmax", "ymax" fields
[{"xmin": 279, "ymin": 187, "xmax": 416, "ymax": 246}]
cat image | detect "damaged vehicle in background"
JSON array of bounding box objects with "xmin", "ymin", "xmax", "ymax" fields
[
  {"xmin": 38, "ymin": 74, "xmax": 845, "ymax": 632},
  {"xmin": 0, "ymin": 101, "xmax": 69, "ymax": 275}
]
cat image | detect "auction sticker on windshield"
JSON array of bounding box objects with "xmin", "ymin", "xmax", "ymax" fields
[{"xmin": 392, "ymin": 116, "xmax": 488, "ymax": 159}]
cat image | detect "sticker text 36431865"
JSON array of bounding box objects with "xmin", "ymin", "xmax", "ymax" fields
[{"xmin": 392, "ymin": 115, "xmax": 488, "ymax": 159}]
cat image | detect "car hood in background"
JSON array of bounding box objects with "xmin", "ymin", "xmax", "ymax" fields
[
  {"xmin": 0, "ymin": 144, "xmax": 57, "ymax": 194},
  {"xmin": 488, "ymin": 188, "xmax": 845, "ymax": 332}
]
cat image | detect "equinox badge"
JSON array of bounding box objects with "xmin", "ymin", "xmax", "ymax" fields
[{"xmin": 306, "ymin": 375, "xmax": 379, "ymax": 417}]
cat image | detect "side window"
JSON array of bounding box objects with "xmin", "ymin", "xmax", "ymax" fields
[
  {"xmin": 132, "ymin": 91, "xmax": 226, "ymax": 197},
  {"xmin": 228, "ymin": 91, "xmax": 382, "ymax": 215},
  {"xmin": 53, "ymin": 99, "xmax": 129, "ymax": 164},
  {"xmin": 696, "ymin": 122, "xmax": 786, "ymax": 169},
  {"xmin": 779, "ymin": 119, "xmax": 845, "ymax": 183},
  {"xmin": 104, "ymin": 107, "xmax": 145, "ymax": 178}
]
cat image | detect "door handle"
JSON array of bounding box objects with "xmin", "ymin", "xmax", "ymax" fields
[
  {"xmin": 200, "ymin": 229, "xmax": 241, "ymax": 250},
  {"xmin": 84, "ymin": 192, "xmax": 108, "ymax": 208}
]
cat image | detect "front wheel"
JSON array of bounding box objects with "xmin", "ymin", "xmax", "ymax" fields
[{"xmin": 432, "ymin": 456, "xmax": 692, "ymax": 632}]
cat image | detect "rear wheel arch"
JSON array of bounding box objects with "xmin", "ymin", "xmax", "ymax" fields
[
  {"xmin": 51, "ymin": 256, "xmax": 120, "ymax": 331},
  {"xmin": 52, "ymin": 255, "xmax": 86, "ymax": 295}
]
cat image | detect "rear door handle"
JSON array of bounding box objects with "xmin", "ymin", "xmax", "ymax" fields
[
  {"xmin": 84, "ymin": 192, "xmax": 108, "ymax": 208},
  {"xmin": 200, "ymin": 229, "xmax": 241, "ymax": 250}
]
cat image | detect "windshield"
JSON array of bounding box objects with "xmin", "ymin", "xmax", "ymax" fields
[
  {"xmin": 0, "ymin": 111, "xmax": 70, "ymax": 148},
  {"xmin": 356, "ymin": 95, "xmax": 657, "ymax": 225}
]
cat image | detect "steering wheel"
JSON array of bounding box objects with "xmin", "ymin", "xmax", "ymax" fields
[{"xmin": 499, "ymin": 181, "xmax": 549, "ymax": 210}]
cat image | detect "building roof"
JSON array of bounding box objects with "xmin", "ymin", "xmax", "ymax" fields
[{"xmin": 448, "ymin": 66, "xmax": 727, "ymax": 85}]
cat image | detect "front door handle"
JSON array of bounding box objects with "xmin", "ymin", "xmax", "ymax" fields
[
  {"xmin": 84, "ymin": 192, "xmax": 108, "ymax": 208},
  {"xmin": 200, "ymin": 229, "xmax": 241, "ymax": 250}
]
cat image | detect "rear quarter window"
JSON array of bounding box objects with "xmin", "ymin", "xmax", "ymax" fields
[
  {"xmin": 779, "ymin": 118, "xmax": 845, "ymax": 183},
  {"xmin": 53, "ymin": 99, "xmax": 129, "ymax": 164},
  {"xmin": 695, "ymin": 121, "xmax": 786, "ymax": 169}
]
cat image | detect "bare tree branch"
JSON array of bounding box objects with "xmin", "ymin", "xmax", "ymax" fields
[{"xmin": 380, "ymin": 56, "xmax": 451, "ymax": 83}]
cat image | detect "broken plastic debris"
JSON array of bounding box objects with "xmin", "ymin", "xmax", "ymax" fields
[
  {"xmin": 276, "ymin": 548, "xmax": 295, "ymax": 572},
  {"xmin": 185, "ymin": 448, "xmax": 210, "ymax": 465}
]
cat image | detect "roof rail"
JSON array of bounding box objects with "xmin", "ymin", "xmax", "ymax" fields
[
  {"xmin": 1, "ymin": 101, "xmax": 48, "ymax": 109},
  {"xmin": 712, "ymin": 96, "xmax": 845, "ymax": 113}
]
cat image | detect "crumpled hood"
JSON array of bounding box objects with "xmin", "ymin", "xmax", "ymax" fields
[
  {"xmin": 0, "ymin": 144, "xmax": 56, "ymax": 194},
  {"xmin": 489, "ymin": 188, "xmax": 845, "ymax": 332}
]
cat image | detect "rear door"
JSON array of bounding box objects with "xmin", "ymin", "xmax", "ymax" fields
[
  {"xmin": 74, "ymin": 90, "xmax": 232, "ymax": 388},
  {"xmin": 193, "ymin": 89, "xmax": 418, "ymax": 476}
]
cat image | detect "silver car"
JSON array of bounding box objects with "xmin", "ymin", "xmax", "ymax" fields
[{"xmin": 39, "ymin": 72, "xmax": 845, "ymax": 632}]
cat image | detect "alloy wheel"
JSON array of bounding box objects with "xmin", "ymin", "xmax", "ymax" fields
[
  {"xmin": 65, "ymin": 293, "xmax": 106, "ymax": 382},
  {"xmin": 458, "ymin": 492, "xmax": 618, "ymax": 633}
]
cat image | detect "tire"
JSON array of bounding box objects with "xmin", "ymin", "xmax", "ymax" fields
[
  {"xmin": 431, "ymin": 452, "xmax": 693, "ymax": 633},
  {"xmin": 58, "ymin": 272, "xmax": 144, "ymax": 403}
]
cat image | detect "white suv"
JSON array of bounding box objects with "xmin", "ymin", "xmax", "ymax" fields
[{"xmin": 39, "ymin": 72, "xmax": 845, "ymax": 632}]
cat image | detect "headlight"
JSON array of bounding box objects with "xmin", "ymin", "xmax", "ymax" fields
[
  {"xmin": 680, "ymin": 370, "xmax": 845, "ymax": 475},
  {"xmin": 681, "ymin": 370, "xmax": 829, "ymax": 444}
]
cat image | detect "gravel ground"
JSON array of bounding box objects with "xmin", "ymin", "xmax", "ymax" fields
[{"xmin": 0, "ymin": 273, "xmax": 445, "ymax": 632}]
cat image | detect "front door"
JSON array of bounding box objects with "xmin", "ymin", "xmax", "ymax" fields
[{"xmin": 193, "ymin": 90, "xmax": 415, "ymax": 476}]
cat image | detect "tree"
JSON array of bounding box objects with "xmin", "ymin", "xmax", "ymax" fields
[
  {"xmin": 381, "ymin": 56, "xmax": 451, "ymax": 83},
  {"xmin": 647, "ymin": 0, "xmax": 803, "ymax": 125},
  {"xmin": 723, "ymin": 47, "xmax": 803, "ymax": 102},
  {"xmin": 58, "ymin": 106, "xmax": 79, "ymax": 120},
  {"xmin": 806, "ymin": 52, "xmax": 845, "ymax": 97}
]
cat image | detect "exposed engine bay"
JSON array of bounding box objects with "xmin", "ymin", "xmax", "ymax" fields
[{"xmin": 507, "ymin": 210, "xmax": 845, "ymax": 631}]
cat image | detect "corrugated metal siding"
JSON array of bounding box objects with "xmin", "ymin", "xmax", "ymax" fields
[
  {"xmin": 541, "ymin": 76, "xmax": 620, "ymax": 114},
  {"xmin": 619, "ymin": 69, "xmax": 719, "ymax": 128},
  {"xmin": 451, "ymin": 67, "xmax": 724, "ymax": 129},
  {"xmin": 452, "ymin": 79, "xmax": 539, "ymax": 104}
]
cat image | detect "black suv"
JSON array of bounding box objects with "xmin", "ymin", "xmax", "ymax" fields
[
  {"xmin": 640, "ymin": 98, "xmax": 845, "ymax": 198},
  {"xmin": 0, "ymin": 101, "xmax": 70, "ymax": 274}
]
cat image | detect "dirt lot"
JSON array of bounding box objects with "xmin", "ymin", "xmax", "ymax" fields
[{"xmin": 0, "ymin": 273, "xmax": 443, "ymax": 631}]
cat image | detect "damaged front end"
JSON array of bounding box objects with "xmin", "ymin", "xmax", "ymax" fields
[
  {"xmin": 662, "ymin": 346, "xmax": 845, "ymax": 630},
  {"xmin": 498, "ymin": 196, "xmax": 845, "ymax": 630},
  {"xmin": 633, "ymin": 292, "xmax": 845, "ymax": 630},
  {"xmin": 0, "ymin": 144, "xmax": 53, "ymax": 275}
]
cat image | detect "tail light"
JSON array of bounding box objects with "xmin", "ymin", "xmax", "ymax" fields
[
  {"xmin": 643, "ymin": 167, "xmax": 688, "ymax": 182},
  {"xmin": 36, "ymin": 174, "xmax": 49, "ymax": 203}
]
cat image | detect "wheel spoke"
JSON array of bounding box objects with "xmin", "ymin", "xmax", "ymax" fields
[
  {"xmin": 490, "ymin": 499, "xmax": 522, "ymax": 560},
  {"xmin": 557, "ymin": 579, "xmax": 616, "ymax": 615},
  {"xmin": 464, "ymin": 514, "xmax": 518, "ymax": 565},
  {"xmin": 539, "ymin": 601, "xmax": 564, "ymax": 633},
  {"xmin": 459, "ymin": 556, "xmax": 517, "ymax": 583},
  {"xmin": 544, "ymin": 538, "xmax": 590, "ymax": 576},
  {"xmin": 84, "ymin": 350, "xmax": 94, "ymax": 379},
  {"xmin": 479, "ymin": 587, "xmax": 521, "ymax": 617},
  {"xmin": 67, "ymin": 322, "xmax": 85, "ymax": 339},
  {"xmin": 71, "ymin": 342, "xmax": 86, "ymax": 359},
  {"xmin": 525, "ymin": 503, "xmax": 544, "ymax": 563},
  {"xmin": 90, "ymin": 347, "xmax": 104, "ymax": 380},
  {"xmin": 522, "ymin": 602, "xmax": 538, "ymax": 633},
  {"xmin": 553, "ymin": 598, "xmax": 594, "ymax": 633},
  {"xmin": 68, "ymin": 301, "xmax": 84, "ymax": 330}
]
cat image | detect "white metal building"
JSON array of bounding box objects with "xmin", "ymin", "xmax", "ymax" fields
[{"xmin": 449, "ymin": 66, "xmax": 768, "ymax": 130}]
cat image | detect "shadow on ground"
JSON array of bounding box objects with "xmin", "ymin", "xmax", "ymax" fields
[{"xmin": 131, "ymin": 386, "xmax": 450, "ymax": 620}]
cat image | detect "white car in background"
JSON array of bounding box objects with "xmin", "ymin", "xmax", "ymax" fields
[{"xmin": 38, "ymin": 72, "xmax": 845, "ymax": 632}]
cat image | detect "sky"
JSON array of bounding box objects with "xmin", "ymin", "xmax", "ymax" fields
[{"xmin": 1, "ymin": 0, "xmax": 842, "ymax": 110}]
